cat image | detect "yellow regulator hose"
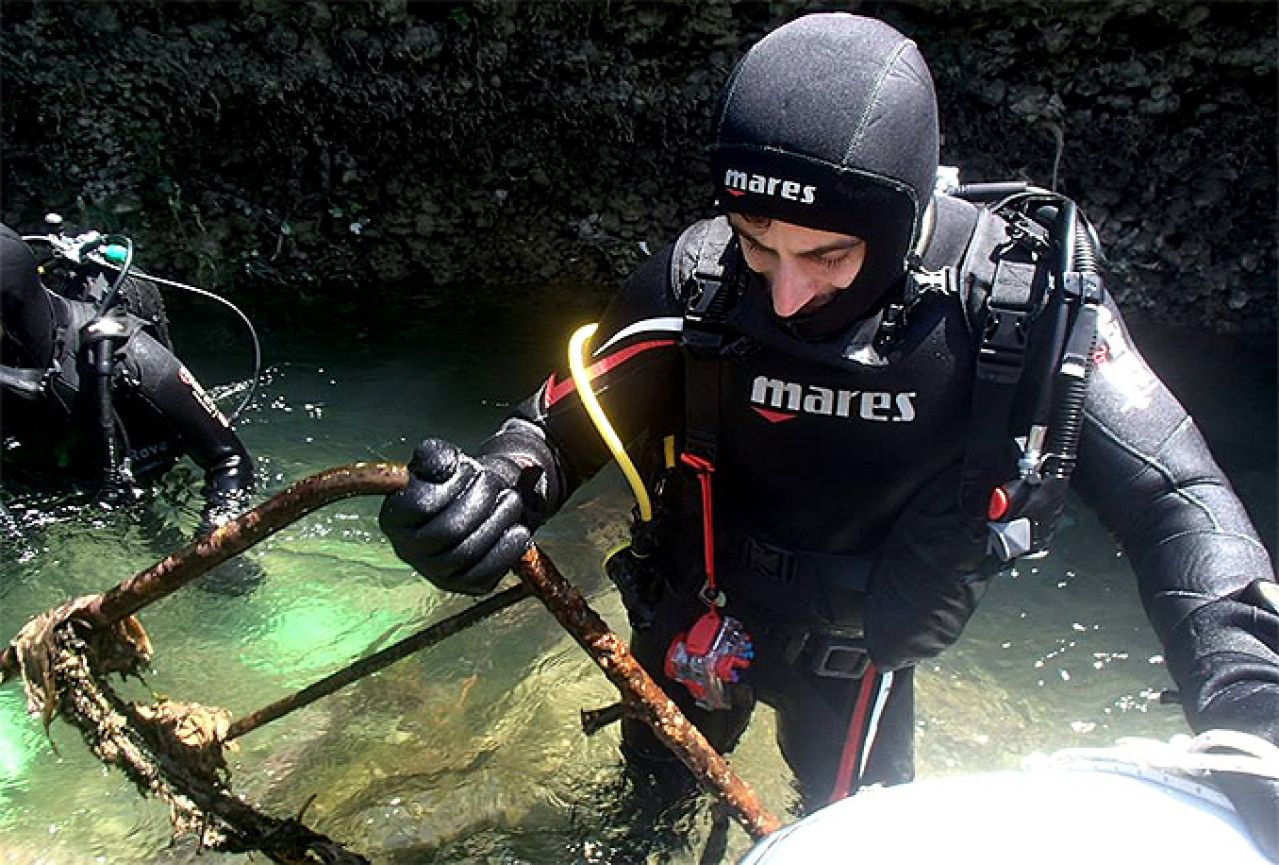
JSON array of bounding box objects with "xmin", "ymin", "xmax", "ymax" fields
[{"xmin": 568, "ymin": 323, "xmax": 653, "ymax": 522}]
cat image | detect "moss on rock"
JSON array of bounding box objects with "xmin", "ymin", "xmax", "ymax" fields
[{"xmin": 2, "ymin": 0, "xmax": 1273, "ymax": 331}]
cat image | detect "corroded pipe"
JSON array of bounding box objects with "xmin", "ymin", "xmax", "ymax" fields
[
  {"xmin": 2, "ymin": 462, "xmax": 780, "ymax": 838},
  {"xmin": 517, "ymin": 545, "xmax": 782, "ymax": 838},
  {"xmin": 226, "ymin": 584, "xmax": 532, "ymax": 741},
  {"xmin": 93, "ymin": 462, "xmax": 410, "ymax": 626},
  {"xmin": 2, "ymin": 463, "xmax": 408, "ymax": 681},
  {"xmin": 581, "ymin": 701, "xmax": 627, "ymax": 736}
]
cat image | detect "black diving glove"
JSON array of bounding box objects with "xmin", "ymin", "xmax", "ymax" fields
[
  {"xmin": 864, "ymin": 468, "xmax": 999, "ymax": 671},
  {"xmin": 1165, "ymin": 579, "xmax": 1279, "ymax": 861},
  {"xmin": 380, "ymin": 437, "xmax": 534, "ymax": 595}
]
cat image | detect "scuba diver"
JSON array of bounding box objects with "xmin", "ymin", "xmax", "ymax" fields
[
  {"xmin": 379, "ymin": 13, "xmax": 1279, "ymax": 857},
  {"xmin": 0, "ymin": 222, "xmax": 258, "ymax": 569}
]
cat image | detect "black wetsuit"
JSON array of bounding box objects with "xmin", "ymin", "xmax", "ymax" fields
[
  {"xmin": 496, "ymin": 197, "xmax": 1279, "ymax": 803},
  {"xmin": 0, "ymin": 286, "xmax": 254, "ymax": 524}
]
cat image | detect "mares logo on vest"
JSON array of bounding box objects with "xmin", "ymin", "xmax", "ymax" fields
[
  {"xmin": 723, "ymin": 169, "xmax": 817, "ymax": 205},
  {"xmin": 749, "ymin": 375, "xmax": 917, "ymax": 424}
]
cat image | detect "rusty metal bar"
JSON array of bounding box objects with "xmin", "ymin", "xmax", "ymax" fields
[
  {"xmin": 2, "ymin": 462, "xmax": 409, "ymax": 682},
  {"xmin": 514, "ymin": 545, "xmax": 782, "ymax": 839},
  {"xmin": 580, "ymin": 701, "xmax": 626, "ymax": 736},
  {"xmin": 226, "ymin": 584, "xmax": 532, "ymax": 741},
  {"xmin": 3, "ymin": 461, "xmax": 781, "ymax": 838}
]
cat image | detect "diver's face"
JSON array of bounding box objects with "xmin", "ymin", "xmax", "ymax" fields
[{"xmin": 728, "ymin": 213, "xmax": 867, "ymax": 318}]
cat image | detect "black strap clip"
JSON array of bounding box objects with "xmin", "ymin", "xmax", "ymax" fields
[
  {"xmin": 976, "ymin": 306, "xmax": 1030, "ymax": 385},
  {"xmin": 743, "ymin": 536, "xmax": 795, "ymax": 584}
]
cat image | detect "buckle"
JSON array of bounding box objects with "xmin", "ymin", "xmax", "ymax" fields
[
  {"xmin": 811, "ymin": 637, "xmax": 870, "ymax": 679},
  {"xmin": 686, "ymin": 274, "xmax": 723, "ymax": 318},
  {"xmin": 698, "ymin": 580, "xmax": 726, "ymax": 608},
  {"xmin": 743, "ymin": 536, "xmax": 794, "ymax": 583},
  {"xmin": 976, "ymin": 308, "xmax": 1028, "ymax": 384},
  {"xmin": 905, "ymin": 265, "xmax": 953, "ymax": 302}
]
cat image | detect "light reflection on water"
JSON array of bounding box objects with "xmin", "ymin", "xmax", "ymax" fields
[{"xmin": 0, "ymin": 299, "xmax": 1273, "ymax": 864}]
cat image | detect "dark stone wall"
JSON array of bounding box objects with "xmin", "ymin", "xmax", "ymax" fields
[{"xmin": 2, "ymin": 0, "xmax": 1274, "ymax": 330}]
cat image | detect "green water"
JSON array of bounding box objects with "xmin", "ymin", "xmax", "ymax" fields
[{"xmin": 1, "ymin": 296, "xmax": 1274, "ymax": 865}]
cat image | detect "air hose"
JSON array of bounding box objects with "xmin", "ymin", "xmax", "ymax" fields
[
  {"xmin": 82, "ymin": 234, "xmax": 135, "ymax": 486},
  {"xmin": 1044, "ymin": 202, "xmax": 1102, "ymax": 481},
  {"xmin": 569, "ymin": 323, "xmax": 665, "ymax": 629},
  {"xmin": 113, "ymin": 266, "xmax": 263, "ymax": 423},
  {"xmin": 79, "ymin": 315, "xmax": 131, "ymax": 487},
  {"xmin": 568, "ymin": 323, "xmax": 652, "ymax": 522},
  {"xmin": 94, "ymin": 235, "xmax": 135, "ymax": 316}
]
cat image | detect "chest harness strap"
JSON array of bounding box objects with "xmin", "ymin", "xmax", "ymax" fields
[
  {"xmin": 679, "ymin": 218, "xmax": 740, "ymax": 605},
  {"xmin": 661, "ymin": 220, "xmax": 757, "ymax": 711}
]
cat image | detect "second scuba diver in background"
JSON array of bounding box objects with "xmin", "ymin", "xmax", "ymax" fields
[{"xmin": 0, "ymin": 222, "xmax": 260, "ymax": 590}]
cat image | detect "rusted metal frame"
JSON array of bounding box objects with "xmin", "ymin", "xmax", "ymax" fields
[
  {"xmin": 2, "ymin": 461, "xmax": 781, "ymax": 839},
  {"xmin": 515, "ymin": 545, "xmax": 782, "ymax": 839},
  {"xmin": 226, "ymin": 583, "xmax": 532, "ymax": 741},
  {"xmin": 580, "ymin": 701, "xmax": 627, "ymax": 735},
  {"xmin": 1, "ymin": 462, "xmax": 410, "ymax": 682},
  {"xmin": 55, "ymin": 625, "xmax": 371, "ymax": 865}
]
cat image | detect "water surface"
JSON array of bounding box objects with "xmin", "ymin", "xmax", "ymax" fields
[{"xmin": 1, "ymin": 294, "xmax": 1273, "ymax": 864}]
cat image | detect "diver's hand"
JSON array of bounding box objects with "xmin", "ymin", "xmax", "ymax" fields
[
  {"xmin": 865, "ymin": 467, "xmax": 997, "ymax": 671},
  {"xmin": 194, "ymin": 488, "xmax": 264, "ymax": 594},
  {"xmin": 864, "ymin": 509, "xmax": 993, "ymax": 670},
  {"xmin": 379, "ymin": 438, "xmax": 531, "ymax": 595},
  {"xmin": 196, "ymin": 486, "xmax": 254, "ymax": 538}
]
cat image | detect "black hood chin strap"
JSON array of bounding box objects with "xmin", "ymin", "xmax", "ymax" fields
[{"xmin": 769, "ymin": 198, "xmax": 940, "ymax": 342}]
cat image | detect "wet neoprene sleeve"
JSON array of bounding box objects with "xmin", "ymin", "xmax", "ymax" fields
[
  {"xmin": 498, "ymin": 246, "xmax": 686, "ymax": 516},
  {"xmin": 1074, "ymin": 306, "xmax": 1279, "ymax": 744},
  {"xmin": 118, "ymin": 330, "xmax": 255, "ymax": 524}
]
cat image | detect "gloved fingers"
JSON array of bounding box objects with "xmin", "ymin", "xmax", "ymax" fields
[
  {"xmin": 476, "ymin": 452, "xmax": 522, "ymax": 487},
  {"xmin": 426, "ymin": 488, "xmax": 525, "ymax": 574},
  {"xmin": 379, "ymin": 458, "xmax": 478, "ymax": 534},
  {"xmin": 409, "ymin": 465, "xmax": 510, "ymax": 553},
  {"xmin": 407, "ymin": 437, "xmax": 462, "ymax": 482},
  {"xmin": 443, "ymin": 523, "xmax": 532, "ymax": 595}
]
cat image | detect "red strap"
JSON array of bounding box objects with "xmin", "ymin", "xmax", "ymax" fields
[
  {"xmin": 679, "ymin": 452, "xmax": 716, "ymax": 591},
  {"xmin": 830, "ymin": 661, "xmax": 880, "ymax": 802},
  {"xmin": 542, "ymin": 338, "xmax": 678, "ymax": 408}
]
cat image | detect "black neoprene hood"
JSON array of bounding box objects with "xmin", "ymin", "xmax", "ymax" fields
[{"xmin": 709, "ymin": 13, "xmax": 940, "ymax": 335}]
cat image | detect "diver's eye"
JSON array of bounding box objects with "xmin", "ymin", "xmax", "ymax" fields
[{"xmin": 816, "ymin": 252, "xmax": 850, "ymax": 270}]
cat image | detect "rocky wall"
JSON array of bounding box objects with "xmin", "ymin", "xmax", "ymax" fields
[{"xmin": 2, "ymin": 0, "xmax": 1274, "ymax": 330}]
